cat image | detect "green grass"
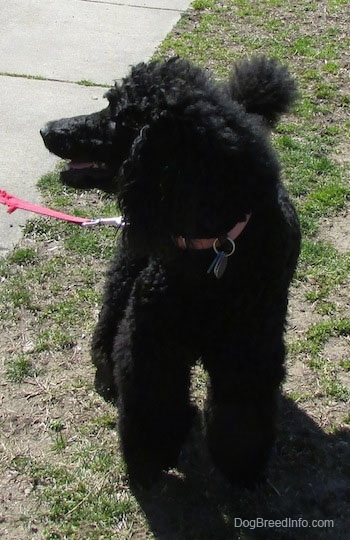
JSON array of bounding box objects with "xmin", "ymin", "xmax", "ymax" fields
[
  {"xmin": 0, "ymin": 71, "xmax": 46, "ymax": 80},
  {"xmin": 76, "ymin": 79, "xmax": 110, "ymax": 88},
  {"xmin": 9, "ymin": 247, "xmax": 37, "ymax": 265},
  {"xmin": 289, "ymin": 319, "xmax": 350, "ymax": 401},
  {"xmin": 297, "ymin": 240, "xmax": 350, "ymax": 301},
  {"xmin": 192, "ymin": 0, "xmax": 215, "ymax": 9},
  {"xmin": 0, "ymin": 72, "xmax": 109, "ymax": 88},
  {"xmin": 1, "ymin": 1, "xmax": 349, "ymax": 539},
  {"xmin": 5, "ymin": 354, "xmax": 35, "ymax": 382},
  {"xmin": 9, "ymin": 427, "xmax": 137, "ymax": 540},
  {"xmin": 291, "ymin": 319, "xmax": 350, "ymax": 357}
]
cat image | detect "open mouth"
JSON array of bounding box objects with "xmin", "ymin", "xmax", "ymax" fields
[
  {"xmin": 64, "ymin": 161, "xmax": 108, "ymax": 171},
  {"xmin": 60, "ymin": 160, "xmax": 117, "ymax": 192}
]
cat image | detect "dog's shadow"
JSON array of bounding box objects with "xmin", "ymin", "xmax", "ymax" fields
[{"xmin": 131, "ymin": 396, "xmax": 349, "ymax": 540}]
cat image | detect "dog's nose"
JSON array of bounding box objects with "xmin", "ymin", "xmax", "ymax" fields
[
  {"xmin": 40, "ymin": 120, "xmax": 63, "ymax": 153},
  {"xmin": 40, "ymin": 122, "xmax": 51, "ymax": 141}
]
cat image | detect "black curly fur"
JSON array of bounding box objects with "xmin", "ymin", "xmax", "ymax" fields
[
  {"xmin": 229, "ymin": 56, "xmax": 298, "ymax": 126},
  {"xmin": 41, "ymin": 56, "xmax": 301, "ymax": 488}
]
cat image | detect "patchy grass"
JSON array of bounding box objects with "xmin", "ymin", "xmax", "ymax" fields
[
  {"xmin": 5, "ymin": 354, "xmax": 36, "ymax": 383},
  {"xmin": 1, "ymin": 1, "xmax": 349, "ymax": 539}
]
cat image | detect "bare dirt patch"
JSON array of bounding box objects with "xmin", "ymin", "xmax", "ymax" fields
[
  {"xmin": 288, "ymin": 283, "xmax": 324, "ymax": 335},
  {"xmin": 318, "ymin": 203, "xmax": 350, "ymax": 254}
]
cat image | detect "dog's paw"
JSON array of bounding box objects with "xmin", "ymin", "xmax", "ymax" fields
[{"xmin": 94, "ymin": 372, "xmax": 118, "ymax": 405}]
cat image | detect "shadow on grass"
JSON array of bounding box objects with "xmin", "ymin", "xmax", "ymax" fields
[{"xmin": 132, "ymin": 396, "xmax": 349, "ymax": 539}]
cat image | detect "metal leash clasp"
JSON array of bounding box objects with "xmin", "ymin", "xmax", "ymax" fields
[
  {"xmin": 207, "ymin": 236, "xmax": 235, "ymax": 279},
  {"xmin": 81, "ymin": 216, "xmax": 125, "ymax": 227}
]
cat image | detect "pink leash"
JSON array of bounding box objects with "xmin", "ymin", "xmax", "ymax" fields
[
  {"xmin": 1, "ymin": 190, "xmax": 250, "ymax": 279},
  {"xmin": 0, "ymin": 189, "xmax": 123, "ymax": 227}
]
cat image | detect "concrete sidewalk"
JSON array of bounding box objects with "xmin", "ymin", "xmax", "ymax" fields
[{"xmin": 0, "ymin": 0, "xmax": 192, "ymax": 254}]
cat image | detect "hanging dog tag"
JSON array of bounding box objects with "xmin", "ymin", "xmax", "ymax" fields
[
  {"xmin": 207, "ymin": 237, "xmax": 236, "ymax": 279},
  {"xmin": 214, "ymin": 253, "xmax": 228, "ymax": 279},
  {"xmin": 207, "ymin": 250, "xmax": 225, "ymax": 275}
]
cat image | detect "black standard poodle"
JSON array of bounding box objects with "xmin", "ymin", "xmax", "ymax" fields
[{"xmin": 41, "ymin": 56, "xmax": 301, "ymax": 488}]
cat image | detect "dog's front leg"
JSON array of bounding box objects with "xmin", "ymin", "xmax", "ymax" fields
[
  {"xmin": 92, "ymin": 246, "xmax": 147, "ymax": 404},
  {"xmin": 112, "ymin": 266, "xmax": 196, "ymax": 488},
  {"xmin": 203, "ymin": 338, "xmax": 285, "ymax": 488}
]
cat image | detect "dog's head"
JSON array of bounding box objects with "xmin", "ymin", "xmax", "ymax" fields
[{"xmin": 41, "ymin": 57, "xmax": 297, "ymax": 255}]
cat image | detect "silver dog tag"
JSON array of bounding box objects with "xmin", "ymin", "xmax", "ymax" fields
[
  {"xmin": 214, "ymin": 253, "xmax": 228, "ymax": 279},
  {"xmin": 207, "ymin": 237, "xmax": 235, "ymax": 279},
  {"xmin": 207, "ymin": 250, "xmax": 224, "ymax": 275}
]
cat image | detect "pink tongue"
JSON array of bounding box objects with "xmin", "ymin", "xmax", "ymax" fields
[{"xmin": 69, "ymin": 162, "xmax": 94, "ymax": 170}]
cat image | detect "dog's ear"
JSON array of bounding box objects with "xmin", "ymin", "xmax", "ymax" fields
[
  {"xmin": 118, "ymin": 114, "xmax": 181, "ymax": 252},
  {"xmin": 228, "ymin": 56, "xmax": 298, "ymax": 127},
  {"xmin": 119, "ymin": 111, "xmax": 220, "ymax": 253}
]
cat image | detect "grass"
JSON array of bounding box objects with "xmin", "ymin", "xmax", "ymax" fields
[
  {"xmin": 289, "ymin": 318, "xmax": 350, "ymax": 401},
  {"xmin": 5, "ymin": 354, "xmax": 36, "ymax": 383},
  {"xmin": 0, "ymin": 71, "xmax": 46, "ymax": 81},
  {"xmin": 0, "ymin": 72, "xmax": 110, "ymax": 88},
  {"xmin": 297, "ymin": 240, "xmax": 350, "ymax": 300},
  {"xmin": 1, "ymin": 1, "xmax": 349, "ymax": 539},
  {"xmin": 10, "ymin": 452, "xmax": 135, "ymax": 539}
]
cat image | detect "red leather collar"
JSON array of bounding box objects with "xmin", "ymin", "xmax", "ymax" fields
[{"xmin": 175, "ymin": 213, "xmax": 251, "ymax": 250}]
